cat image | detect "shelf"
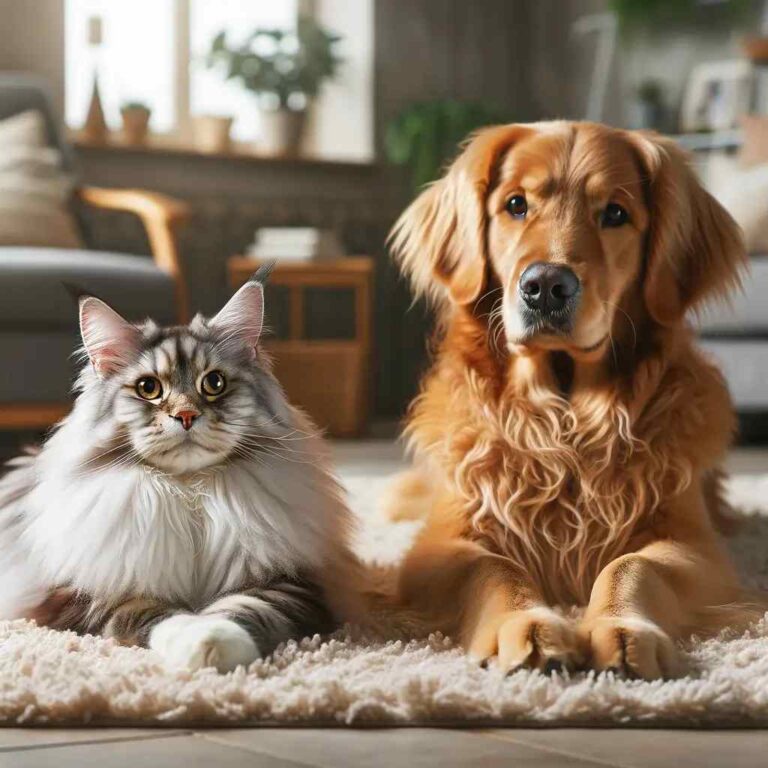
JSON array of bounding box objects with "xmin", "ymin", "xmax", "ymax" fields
[
  {"xmin": 671, "ymin": 130, "xmax": 743, "ymax": 152},
  {"xmin": 68, "ymin": 130, "xmax": 379, "ymax": 173}
]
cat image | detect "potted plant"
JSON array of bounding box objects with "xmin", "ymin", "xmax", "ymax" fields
[
  {"xmin": 205, "ymin": 16, "xmax": 342, "ymax": 156},
  {"xmin": 631, "ymin": 80, "xmax": 667, "ymax": 131},
  {"xmin": 120, "ymin": 101, "xmax": 151, "ymax": 145},
  {"xmin": 192, "ymin": 114, "xmax": 234, "ymax": 154},
  {"xmin": 385, "ymin": 100, "xmax": 511, "ymax": 191}
]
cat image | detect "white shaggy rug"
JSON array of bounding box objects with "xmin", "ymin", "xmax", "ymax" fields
[{"xmin": 2, "ymin": 473, "xmax": 768, "ymax": 727}]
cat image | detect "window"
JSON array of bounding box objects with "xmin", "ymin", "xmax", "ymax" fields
[
  {"xmin": 64, "ymin": 0, "xmax": 373, "ymax": 161},
  {"xmin": 65, "ymin": 0, "xmax": 177, "ymax": 131},
  {"xmin": 189, "ymin": 0, "xmax": 298, "ymax": 142}
]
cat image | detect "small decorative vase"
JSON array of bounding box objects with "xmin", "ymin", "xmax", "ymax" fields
[
  {"xmin": 83, "ymin": 74, "xmax": 108, "ymax": 143},
  {"xmin": 120, "ymin": 107, "xmax": 151, "ymax": 145},
  {"xmin": 258, "ymin": 108, "xmax": 307, "ymax": 156},
  {"xmin": 192, "ymin": 115, "xmax": 234, "ymax": 153}
]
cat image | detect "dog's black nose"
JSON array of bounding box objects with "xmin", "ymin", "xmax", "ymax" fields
[{"xmin": 519, "ymin": 262, "xmax": 580, "ymax": 313}]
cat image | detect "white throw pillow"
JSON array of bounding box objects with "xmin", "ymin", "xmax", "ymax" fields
[
  {"xmin": 0, "ymin": 110, "xmax": 83, "ymax": 248},
  {"xmin": 702, "ymin": 153, "xmax": 768, "ymax": 254}
]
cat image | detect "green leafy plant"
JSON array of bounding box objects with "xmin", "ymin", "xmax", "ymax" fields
[
  {"xmin": 609, "ymin": 0, "xmax": 753, "ymax": 32},
  {"xmin": 205, "ymin": 15, "xmax": 342, "ymax": 111},
  {"xmin": 385, "ymin": 100, "xmax": 511, "ymax": 191}
]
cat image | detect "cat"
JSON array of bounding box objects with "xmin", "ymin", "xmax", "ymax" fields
[{"xmin": 0, "ymin": 269, "xmax": 359, "ymax": 672}]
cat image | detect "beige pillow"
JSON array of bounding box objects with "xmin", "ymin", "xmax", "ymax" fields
[
  {"xmin": 740, "ymin": 115, "xmax": 768, "ymax": 167},
  {"xmin": 0, "ymin": 110, "xmax": 83, "ymax": 248},
  {"xmin": 703, "ymin": 152, "xmax": 768, "ymax": 253}
]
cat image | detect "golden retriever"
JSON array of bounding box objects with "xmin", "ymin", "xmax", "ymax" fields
[{"xmin": 386, "ymin": 121, "xmax": 758, "ymax": 680}]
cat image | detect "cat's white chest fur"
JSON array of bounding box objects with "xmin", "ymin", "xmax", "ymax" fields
[{"xmin": 22, "ymin": 455, "xmax": 339, "ymax": 605}]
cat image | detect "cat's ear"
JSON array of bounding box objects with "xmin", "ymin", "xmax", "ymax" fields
[
  {"xmin": 79, "ymin": 296, "xmax": 142, "ymax": 377},
  {"xmin": 209, "ymin": 281, "xmax": 264, "ymax": 354}
]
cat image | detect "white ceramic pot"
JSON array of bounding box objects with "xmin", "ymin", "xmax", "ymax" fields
[
  {"xmin": 192, "ymin": 115, "xmax": 234, "ymax": 154},
  {"xmin": 258, "ymin": 108, "xmax": 307, "ymax": 156}
]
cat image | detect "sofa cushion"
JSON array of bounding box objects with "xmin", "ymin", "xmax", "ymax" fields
[
  {"xmin": 0, "ymin": 248, "xmax": 177, "ymax": 328},
  {"xmin": 702, "ymin": 152, "xmax": 768, "ymax": 254},
  {"xmin": 696, "ymin": 255, "xmax": 768, "ymax": 335},
  {"xmin": 0, "ymin": 110, "xmax": 82, "ymax": 249},
  {"xmin": 739, "ymin": 114, "xmax": 768, "ymax": 167}
]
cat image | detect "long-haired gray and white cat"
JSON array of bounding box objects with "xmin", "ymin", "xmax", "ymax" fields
[{"xmin": 0, "ymin": 270, "xmax": 360, "ymax": 672}]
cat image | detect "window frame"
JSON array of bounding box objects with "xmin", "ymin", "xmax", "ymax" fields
[{"xmin": 65, "ymin": 0, "xmax": 374, "ymax": 162}]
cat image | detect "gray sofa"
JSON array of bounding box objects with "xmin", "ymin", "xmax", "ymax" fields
[
  {"xmin": 697, "ymin": 256, "xmax": 768, "ymax": 413},
  {"xmin": 0, "ymin": 74, "xmax": 188, "ymax": 429}
]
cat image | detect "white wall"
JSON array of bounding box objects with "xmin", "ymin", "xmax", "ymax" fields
[
  {"xmin": 0, "ymin": 0, "xmax": 66, "ymax": 118},
  {"xmin": 303, "ymin": 0, "xmax": 374, "ymax": 161}
]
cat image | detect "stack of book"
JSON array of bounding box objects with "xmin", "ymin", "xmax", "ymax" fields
[{"xmin": 246, "ymin": 227, "xmax": 343, "ymax": 261}]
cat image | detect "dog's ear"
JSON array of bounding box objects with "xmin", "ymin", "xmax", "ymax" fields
[
  {"xmin": 389, "ymin": 125, "xmax": 527, "ymax": 306},
  {"xmin": 627, "ymin": 131, "xmax": 746, "ymax": 326}
]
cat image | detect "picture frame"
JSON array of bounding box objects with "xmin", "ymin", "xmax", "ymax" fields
[{"xmin": 680, "ymin": 59, "xmax": 753, "ymax": 133}]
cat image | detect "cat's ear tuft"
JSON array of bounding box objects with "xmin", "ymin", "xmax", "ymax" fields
[
  {"xmin": 209, "ymin": 281, "xmax": 264, "ymax": 354},
  {"xmin": 79, "ymin": 296, "xmax": 142, "ymax": 377}
]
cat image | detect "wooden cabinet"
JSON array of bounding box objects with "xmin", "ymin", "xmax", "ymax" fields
[{"xmin": 228, "ymin": 257, "xmax": 374, "ymax": 437}]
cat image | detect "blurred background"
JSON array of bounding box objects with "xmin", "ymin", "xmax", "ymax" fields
[{"xmin": 1, "ymin": 0, "xmax": 768, "ymax": 452}]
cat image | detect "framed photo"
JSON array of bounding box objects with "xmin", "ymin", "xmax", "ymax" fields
[{"xmin": 680, "ymin": 59, "xmax": 753, "ymax": 133}]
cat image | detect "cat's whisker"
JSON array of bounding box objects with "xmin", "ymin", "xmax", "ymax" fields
[
  {"xmin": 237, "ymin": 440, "xmax": 321, "ymax": 467},
  {"xmin": 78, "ymin": 442, "xmax": 135, "ymax": 468},
  {"xmin": 224, "ymin": 420, "xmax": 318, "ymax": 440},
  {"xmin": 235, "ymin": 437, "xmax": 310, "ymax": 457},
  {"xmin": 237, "ymin": 437, "xmax": 314, "ymax": 455},
  {"xmin": 75, "ymin": 453, "xmax": 140, "ymax": 478}
]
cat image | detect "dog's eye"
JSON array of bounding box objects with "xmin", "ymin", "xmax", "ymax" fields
[
  {"xmin": 136, "ymin": 376, "xmax": 163, "ymax": 400},
  {"xmin": 601, "ymin": 203, "xmax": 629, "ymax": 228},
  {"xmin": 505, "ymin": 195, "xmax": 528, "ymax": 219},
  {"xmin": 201, "ymin": 370, "xmax": 227, "ymax": 398}
]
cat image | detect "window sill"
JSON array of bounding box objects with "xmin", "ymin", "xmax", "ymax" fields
[{"xmin": 68, "ymin": 130, "xmax": 380, "ymax": 173}]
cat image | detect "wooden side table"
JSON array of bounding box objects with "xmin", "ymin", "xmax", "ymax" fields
[{"xmin": 228, "ymin": 256, "xmax": 374, "ymax": 437}]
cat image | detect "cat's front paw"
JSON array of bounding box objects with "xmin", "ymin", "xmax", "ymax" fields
[{"xmin": 149, "ymin": 614, "xmax": 259, "ymax": 673}]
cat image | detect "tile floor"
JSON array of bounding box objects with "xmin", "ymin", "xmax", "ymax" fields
[
  {"xmin": 1, "ymin": 727, "xmax": 768, "ymax": 767},
  {"xmin": 0, "ymin": 441, "xmax": 767, "ymax": 766}
]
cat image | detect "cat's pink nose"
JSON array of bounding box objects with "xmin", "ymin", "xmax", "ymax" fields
[{"xmin": 172, "ymin": 409, "xmax": 200, "ymax": 431}]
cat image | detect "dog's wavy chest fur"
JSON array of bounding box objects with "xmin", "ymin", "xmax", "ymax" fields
[{"xmin": 411, "ymin": 349, "xmax": 724, "ymax": 605}]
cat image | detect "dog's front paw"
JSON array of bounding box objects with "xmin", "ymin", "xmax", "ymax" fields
[
  {"xmin": 149, "ymin": 614, "xmax": 259, "ymax": 673},
  {"xmin": 585, "ymin": 616, "xmax": 681, "ymax": 680},
  {"xmin": 469, "ymin": 606, "xmax": 586, "ymax": 674}
]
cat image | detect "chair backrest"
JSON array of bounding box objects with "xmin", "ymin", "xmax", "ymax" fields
[{"xmin": 0, "ymin": 72, "xmax": 76, "ymax": 172}]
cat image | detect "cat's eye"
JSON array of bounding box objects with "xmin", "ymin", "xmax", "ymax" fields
[
  {"xmin": 201, "ymin": 370, "xmax": 226, "ymax": 398},
  {"xmin": 136, "ymin": 376, "xmax": 162, "ymax": 400}
]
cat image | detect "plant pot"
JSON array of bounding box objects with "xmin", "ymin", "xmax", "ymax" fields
[
  {"xmin": 258, "ymin": 109, "xmax": 306, "ymax": 156},
  {"xmin": 192, "ymin": 115, "xmax": 234, "ymax": 153},
  {"xmin": 120, "ymin": 107, "xmax": 151, "ymax": 145},
  {"xmin": 629, "ymin": 99, "xmax": 665, "ymax": 131}
]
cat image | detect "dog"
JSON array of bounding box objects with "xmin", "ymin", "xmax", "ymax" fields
[{"xmin": 386, "ymin": 121, "xmax": 759, "ymax": 680}]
